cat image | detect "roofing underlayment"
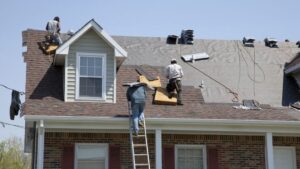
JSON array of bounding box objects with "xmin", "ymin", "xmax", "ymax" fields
[{"xmin": 113, "ymin": 36, "xmax": 300, "ymax": 106}]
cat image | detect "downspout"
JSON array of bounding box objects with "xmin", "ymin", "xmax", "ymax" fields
[{"xmin": 31, "ymin": 121, "xmax": 37, "ymax": 169}]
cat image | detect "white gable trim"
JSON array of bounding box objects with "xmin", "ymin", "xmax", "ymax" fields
[{"xmin": 56, "ymin": 19, "xmax": 127, "ymax": 58}]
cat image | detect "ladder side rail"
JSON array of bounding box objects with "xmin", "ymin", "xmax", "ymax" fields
[
  {"xmin": 128, "ymin": 102, "xmax": 136, "ymax": 169},
  {"xmin": 143, "ymin": 117, "xmax": 151, "ymax": 169}
]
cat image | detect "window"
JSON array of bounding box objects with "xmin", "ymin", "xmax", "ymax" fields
[
  {"xmin": 76, "ymin": 53, "xmax": 106, "ymax": 100},
  {"xmin": 75, "ymin": 143, "xmax": 108, "ymax": 169},
  {"xmin": 274, "ymin": 146, "xmax": 296, "ymax": 169},
  {"xmin": 175, "ymin": 145, "xmax": 207, "ymax": 169}
]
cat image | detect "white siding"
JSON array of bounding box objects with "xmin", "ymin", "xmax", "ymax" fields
[{"xmin": 65, "ymin": 29, "xmax": 115, "ymax": 102}]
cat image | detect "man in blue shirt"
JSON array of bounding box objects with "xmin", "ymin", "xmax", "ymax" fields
[{"xmin": 126, "ymin": 83, "xmax": 147, "ymax": 136}]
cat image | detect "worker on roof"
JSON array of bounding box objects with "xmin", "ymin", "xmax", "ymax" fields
[
  {"xmin": 46, "ymin": 16, "xmax": 62, "ymax": 45},
  {"xmin": 165, "ymin": 58, "xmax": 184, "ymax": 105},
  {"xmin": 126, "ymin": 79, "xmax": 153, "ymax": 136}
]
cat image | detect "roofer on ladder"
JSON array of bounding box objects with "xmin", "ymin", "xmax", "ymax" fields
[
  {"xmin": 165, "ymin": 58, "xmax": 184, "ymax": 105},
  {"xmin": 46, "ymin": 16, "xmax": 62, "ymax": 45},
  {"xmin": 126, "ymin": 82, "xmax": 147, "ymax": 136}
]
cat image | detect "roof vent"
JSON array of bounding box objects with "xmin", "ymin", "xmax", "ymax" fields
[
  {"xmin": 180, "ymin": 29, "xmax": 194, "ymax": 45},
  {"xmin": 67, "ymin": 29, "xmax": 75, "ymax": 36},
  {"xmin": 296, "ymin": 41, "xmax": 300, "ymax": 48},
  {"xmin": 181, "ymin": 53, "xmax": 209, "ymax": 62},
  {"xmin": 167, "ymin": 35, "xmax": 178, "ymax": 44},
  {"xmin": 264, "ymin": 38, "xmax": 278, "ymax": 48},
  {"xmin": 242, "ymin": 37, "xmax": 255, "ymax": 47},
  {"xmin": 242, "ymin": 100, "xmax": 261, "ymax": 110}
]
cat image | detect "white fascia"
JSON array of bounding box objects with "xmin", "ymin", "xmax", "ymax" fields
[{"xmin": 24, "ymin": 115, "xmax": 300, "ymax": 135}]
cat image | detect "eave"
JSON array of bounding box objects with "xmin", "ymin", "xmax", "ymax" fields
[{"xmin": 24, "ymin": 115, "xmax": 300, "ymax": 135}]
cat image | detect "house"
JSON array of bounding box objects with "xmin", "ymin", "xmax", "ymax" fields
[{"xmin": 22, "ymin": 19, "xmax": 300, "ymax": 169}]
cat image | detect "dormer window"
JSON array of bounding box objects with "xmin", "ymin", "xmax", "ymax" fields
[
  {"xmin": 76, "ymin": 52, "xmax": 106, "ymax": 100},
  {"xmin": 54, "ymin": 19, "xmax": 127, "ymax": 102}
]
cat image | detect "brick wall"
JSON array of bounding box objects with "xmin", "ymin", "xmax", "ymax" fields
[
  {"xmin": 44, "ymin": 132, "xmax": 300, "ymax": 169},
  {"xmin": 44, "ymin": 132, "xmax": 155, "ymax": 169}
]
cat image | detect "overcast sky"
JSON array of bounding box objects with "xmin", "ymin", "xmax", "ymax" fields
[{"xmin": 0, "ymin": 0, "xmax": 299, "ymax": 141}]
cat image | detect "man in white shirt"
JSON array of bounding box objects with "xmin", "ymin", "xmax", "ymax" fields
[
  {"xmin": 46, "ymin": 16, "xmax": 62, "ymax": 45},
  {"xmin": 165, "ymin": 58, "xmax": 184, "ymax": 105}
]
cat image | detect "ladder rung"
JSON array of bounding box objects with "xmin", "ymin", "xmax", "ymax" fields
[
  {"xmin": 135, "ymin": 163, "xmax": 149, "ymax": 166},
  {"xmin": 133, "ymin": 134, "xmax": 145, "ymax": 137},
  {"xmin": 134, "ymin": 144, "xmax": 146, "ymax": 147},
  {"xmin": 134, "ymin": 153, "xmax": 147, "ymax": 156}
]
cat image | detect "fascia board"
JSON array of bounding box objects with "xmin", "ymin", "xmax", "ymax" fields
[{"xmin": 24, "ymin": 115, "xmax": 300, "ymax": 134}]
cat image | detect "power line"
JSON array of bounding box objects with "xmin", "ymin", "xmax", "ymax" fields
[
  {"xmin": 178, "ymin": 43, "xmax": 239, "ymax": 102},
  {"xmin": 0, "ymin": 83, "xmax": 25, "ymax": 95},
  {"xmin": 0, "ymin": 121, "xmax": 24, "ymax": 129},
  {"xmin": 185, "ymin": 61, "xmax": 239, "ymax": 102}
]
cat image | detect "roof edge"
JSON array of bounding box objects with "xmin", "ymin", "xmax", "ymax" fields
[{"xmin": 24, "ymin": 115, "xmax": 300, "ymax": 127}]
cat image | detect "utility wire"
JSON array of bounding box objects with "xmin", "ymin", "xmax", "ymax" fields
[
  {"xmin": 237, "ymin": 41, "xmax": 266, "ymax": 83},
  {"xmin": 179, "ymin": 43, "xmax": 239, "ymax": 102},
  {"xmin": 0, "ymin": 84, "xmax": 25, "ymax": 95},
  {"xmin": 0, "ymin": 121, "xmax": 24, "ymax": 129},
  {"xmin": 185, "ymin": 61, "xmax": 239, "ymax": 102}
]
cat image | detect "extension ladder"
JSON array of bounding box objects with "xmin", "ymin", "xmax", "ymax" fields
[{"xmin": 128, "ymin": 102, "xmax": 151, "ymax": 169}]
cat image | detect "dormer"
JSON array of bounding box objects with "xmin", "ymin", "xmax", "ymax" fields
[{"xmin": 54, "ymin": 19, "xmax": 127, "ymax": 103}]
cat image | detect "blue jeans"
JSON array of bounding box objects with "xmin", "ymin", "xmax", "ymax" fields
[
  {"xmin": 131, "ymin": 102, "xmax": 145, "ymax": 133},
  {"xmin": 50, "ymin": 34, "xmax": 63, "ymax": 45}
]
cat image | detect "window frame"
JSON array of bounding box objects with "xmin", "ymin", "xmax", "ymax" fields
[
  {"xmin": 175, "ymin": 144, "xmax": 207, "ymax": 169},
  {"xmin": 76, "ymin": 52, "xmax": 106, "ymax": 101},
  {"xmin": 74, "ymin": 143, "xmax": 109, "ymax": 169}
]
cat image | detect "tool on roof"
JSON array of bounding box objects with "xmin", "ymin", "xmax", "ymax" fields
[
  {"xmin": 242, "ymin": 37, "xmax": 255, "ymax": 47},
  {"xmin": 264, "ymin": 38, "xmax": 278, "ymax": 48}
]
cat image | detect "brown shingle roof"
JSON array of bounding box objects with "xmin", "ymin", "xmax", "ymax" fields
[{"xmin": 22, "ymin": 29, "xmax": 300, "ymax": 121}]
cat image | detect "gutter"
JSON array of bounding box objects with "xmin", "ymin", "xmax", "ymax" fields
[{"xmin": 24, "ymin": 115, "xmax": 300, "ymax": 127}]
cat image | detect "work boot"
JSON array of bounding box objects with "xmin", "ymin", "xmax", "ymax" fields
[
  {"xmin": 138, "ymin": 121, "xmax": 144, "ymax": 128},
  {"xmin": 134, "ymin": 131, "xmax": 139, "ymax": 136},
  {"xmin": 177, "ymin": 102, "xmax": 184, "ymax": 106},
  {"xmin": 168, "ymin": 92, "xmax": 176, "ymax": 99}
]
